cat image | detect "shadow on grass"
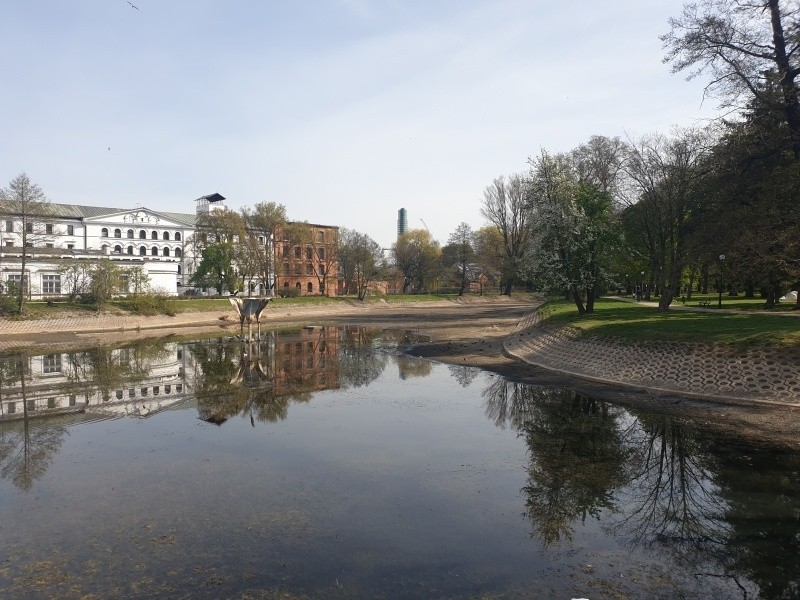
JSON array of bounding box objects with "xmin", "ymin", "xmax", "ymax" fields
[{"xmin": 542, "ymin": 299, "xmax": 800, "ymax": 346}]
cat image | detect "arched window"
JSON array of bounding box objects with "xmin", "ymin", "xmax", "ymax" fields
[
  {"xmin": 151, "ymin": 231, "xmax": 158, "ymax": 240},
  {"xmin": 139, "ymin": 246, "xmax": 146, "ymax": 256},
  {"xmin": 175, "ymin": 248, "xmax": 182, "ymax": 258},
  {"xmin": 101, "ymin": 244, "xmax": 108, "ymax": 253},
  {"xmin": 127, "ymin": 246, "xmax": 133, "ymax": 255},
  {"xmin": 114, "ymin": 228, "xmax": 121, "ymax": 238},
  {"xmin": 175, "ymin": 232, "xmax": 181, "ymax": 241},
  {"xmin": 307, "ymin": 282, "xmax": 313, "ymax": 294},
  {"xmin": 113, "ymin": 245, "xmax": 122, "ymax": 254},
  {"xmin": 163, "ymin": 231, "xmax": 170, "ymax": 240},
  {"xmin": 101, "ymin": 228, "xmax": 109, "ymax": 237},
  {"xmin": 127, "ymin": 229, "xmax": 134, "ymax": 239},
  {"xmin": 284, "ymin": 282, "xmax": 289, "ymax": 288},
  {"xmin": 151, "ymin": 246, "xmax": 158, "ymax": 256},
  {"xmin": 163, "ymin": 247, "xmax": 170, "ymax": 257},
  {"xmin": 139, "ymin": 230, "xmax": 146, "ymax": 239},
  {"xmin": 295, "ymin": 282, "xmax": 301, "ymax": 290}
]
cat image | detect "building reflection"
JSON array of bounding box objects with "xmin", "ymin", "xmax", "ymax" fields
[{"xmin": 190, "ymin": 326, "xmax": 342, "ymax": 425}]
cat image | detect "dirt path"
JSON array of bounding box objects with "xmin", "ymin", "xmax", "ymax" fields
[{"xmin": 3, "ymin": 296, "xmax": 799, "ymax": 448}]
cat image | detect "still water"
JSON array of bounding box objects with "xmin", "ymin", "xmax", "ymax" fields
[{"xmin": 0, "ymin": 327, "xmax": 798, "ymax": 599}]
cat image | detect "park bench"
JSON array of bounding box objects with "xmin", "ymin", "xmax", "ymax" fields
[{"xmin": 698, "ymin": 300, "xmax": 711, "ymax": 307}]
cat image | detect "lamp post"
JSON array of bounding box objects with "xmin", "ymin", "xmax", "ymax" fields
[
  {"xmin": 718, "ymin": 254, "xmax": 725, "ymax": 309},
  {"xmin": 639, "ymin": 271, "xmax": 644, "ymax": 301}
]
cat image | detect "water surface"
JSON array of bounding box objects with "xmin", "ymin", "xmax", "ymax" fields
[{"xmin": 0, "ymin": 327, "xmax": 798, "ymax": 599}]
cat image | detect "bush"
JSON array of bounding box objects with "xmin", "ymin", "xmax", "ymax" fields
[
  {"xmin": 126, "ymin": 292, "xmax": 177, "ymax": 316},
  {"xmin": 278, "ymin": 286, "xmax": 301, "ymax": 298},
  {"xmin": 0, "ymin": 294, "xmax": 17, "ymax": 315}
]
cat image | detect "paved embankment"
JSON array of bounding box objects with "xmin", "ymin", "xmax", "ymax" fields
[{"xmin": 504, "ymin": 310, "xmax": 800, "ymax": 406}]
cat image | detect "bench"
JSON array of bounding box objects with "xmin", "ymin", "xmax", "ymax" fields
[{"xmin": 698, "ymin": 300, "xmax": 711, "ymax": 307}]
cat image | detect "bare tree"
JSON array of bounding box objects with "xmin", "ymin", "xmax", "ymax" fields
[
  {"xmin": 571, "ymin": 135, "xmax": 626, "ymax": 198},
  {"xmin": 0, "ymin": 174, "xmax": 56, "ymax": 314},
  {"xmin": 241, "ymin": 202, "xmax": 287, "ymax": 294},
  {"xmin": 446, "ymin": 222, "xmax": 475, "ymax": 296},
  {"xmin": 622, "ymin": 128, "xmax": 713, "ymax": 310},
  {"xmin": 338, "ymin": 228, "xmax": 385, "ymax": 300},
  {"xmin": 663, "ymin": 0, "xmax": 800, "ymax": 157},
  {"xmin": 480, "ymin": 174, "xmax": 533, "ymax": 294}
]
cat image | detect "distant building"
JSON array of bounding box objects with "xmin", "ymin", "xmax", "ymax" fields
[
  {"xmin": 0, "ymin": 193, "xmax": 338, "ymax": 299},
  {"xmin": 397, "ymin": 207, "xmax": 408, "ymax": 238}
]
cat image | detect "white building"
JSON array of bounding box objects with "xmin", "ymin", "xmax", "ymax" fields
[{"xmin": 0, "ymin": 193, "xmax": 229, "ymax": 298}]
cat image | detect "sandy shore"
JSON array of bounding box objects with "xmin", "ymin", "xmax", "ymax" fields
[{"xmin": 2, "ymin": 296, "xmax": 799, "ymax": 448}]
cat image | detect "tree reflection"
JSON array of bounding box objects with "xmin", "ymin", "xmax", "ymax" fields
[
  {"xmin": 447, "ymin": 364, "xmax": 480, "ymax": 388},
  {"xmin": 0, "ymin": 355, "xmax": 67, "ymax": 492},
  {"xmin": 338, "ymin": 327, "xmax": 389, "ymax": 388},
  {"xmin": 395, "ymin": 355, "xmax": 432, "ymax": 379},
  {"xmin": 483, "ymin": 380, "xmax": 629, "ymax": 545},
  {"xmin": 615, "ymin": 416, "xmax": 729, "ymax": 554},
  {"xmin": 702, "ymin": 440, "xmax": 800, "ymax": 599}
]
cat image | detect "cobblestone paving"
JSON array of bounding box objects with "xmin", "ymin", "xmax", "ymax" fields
[{"xmin": 504, "ymin": 311, "xmax": 800, "ymax": 405}]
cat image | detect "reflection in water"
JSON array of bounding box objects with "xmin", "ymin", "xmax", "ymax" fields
[
  {"xmin": 484, "ymin": 380, "xmax": 629, "ymax": 544},
  {"xmin": 0, "ymin": 356, "xmax": 66, "ymax": 491},
  {"xmin": 483, "ymin": 377, "xmax": 800, "ymax": 598},
  {"xmin": 0, "ymin": 332, "xmax": 799, "ymax": 598}
]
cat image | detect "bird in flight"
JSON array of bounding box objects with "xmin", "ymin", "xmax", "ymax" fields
[{"xmin": 126, "ymin": 1, "xmax": 140, "ymax": 10}]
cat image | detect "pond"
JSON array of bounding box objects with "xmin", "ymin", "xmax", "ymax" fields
[{"xmin": 0, "ymin": 326, "xmax": 798, "ymax": 599}]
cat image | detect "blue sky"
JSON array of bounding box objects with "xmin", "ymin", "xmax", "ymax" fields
[{"xmin": 1, "ymin": 0, "xmax": 718, "ymax": 248}]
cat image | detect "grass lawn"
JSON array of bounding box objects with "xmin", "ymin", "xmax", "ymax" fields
[
  {"xmin": 539, "ymin": 297, "xmax": 800, "ymax": 347},
  {"xmin": 673, "ymin": 292, "xmax": 795, "ymax": 311}
]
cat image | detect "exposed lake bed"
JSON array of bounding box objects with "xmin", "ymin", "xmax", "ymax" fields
[{"xmin": 1, "ymin": 327, "xmax": 798, "ymax": 599}]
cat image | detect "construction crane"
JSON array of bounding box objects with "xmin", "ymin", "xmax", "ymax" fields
[{"xmin": 420, "ymin": 219, "xmax": 430, "ymax": 233}]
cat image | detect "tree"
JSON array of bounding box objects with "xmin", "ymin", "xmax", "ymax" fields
[
  {"xmin": 663, "ymin": 0, "xmax": 800, "ymax": 158},
  {"xmin": 392, "ymin": 229, "xmax": 441, "ymax": 293},
  {"xmin": 191, "ymin": 243, "xmax": 239, "ymax": 295},
  {"xmin": 241, "ymin": 202, "xmax": 287, "ymax": 294},
  {"xmin": 0, "ymin": 173, "xmax": 55, "ymax": 315},
  {"xmin": 445, "ymin": 222, "xmax": 475, "ymax": 296},
  {"xmin": 473, "ymin": 225, "xmax": 505, "ymax": 292},
  {"xmin": 525, "ymin": 151, "xmax": 618, "ymax": 313},
  {"xmin": 88, "ymin": 259, "xmax": 122, "ymax": 308},
  {"xmin": 192, "ymin": 208, "xmax": 247, "ymax": 288},
  {"xmin": 338, "ymin": 228, "xmax": 385, "ymax": 300},
  {"xmin": 480, "ymin": 173, "xmax": 533, "ymax": 294},
  {"xmin": 622, "ymin": 128, "xmax": 712, "ymax": 310},
  {"xmin": 125, "ymin": 265, "xmax": 150, "ymax": 298},
  {"xmin": 57, "ymin": 259, "xmax": 92, "ymax": 302}
]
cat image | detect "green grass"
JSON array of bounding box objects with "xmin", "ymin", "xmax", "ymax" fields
[
  {"xmin": 672, "ymin": 292, "xmax": 795, "ymax": 311},
  {"xmin": 539, "ymin": 297, "xmax": 800, "ymax": 346}
]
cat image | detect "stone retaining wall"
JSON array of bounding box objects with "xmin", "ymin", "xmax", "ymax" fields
[{"xmin": 504, "ymin": 311, "xmax": 800, "ymax": 405}]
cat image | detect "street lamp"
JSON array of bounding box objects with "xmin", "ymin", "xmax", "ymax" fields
[
  {"xmin": 718, "ymin": 254, "xmax": 725, "ymax": 309},
  {"xmin": 639, "ymin": 271, "xmax": 645, "ymax": 301}
]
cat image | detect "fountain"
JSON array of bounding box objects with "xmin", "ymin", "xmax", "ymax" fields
[{"xmin": 228, "ymin": 296, "xmax": 271, "ymax": 341}]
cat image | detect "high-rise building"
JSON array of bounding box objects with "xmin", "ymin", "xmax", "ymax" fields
[{"xmin": 397, "ymin": 207, "xmax": 408, "ymax": 238}]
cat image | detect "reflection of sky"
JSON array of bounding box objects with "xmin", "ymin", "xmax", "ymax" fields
[{"xmin": 0, "ymin": 348, "xmax": 793, "ymax": 598}]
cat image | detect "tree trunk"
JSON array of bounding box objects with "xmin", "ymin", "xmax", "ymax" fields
[
  {"xmin": 768, "ymin": 0, "xmax": 800, "ymax": 159},
  {"xmin": 585, "ymin": 286, "xmax": 596, "ymax": 313},
  {"xmin": 571, "ymin": 287, "xmax": 586, "ymax": 314}
]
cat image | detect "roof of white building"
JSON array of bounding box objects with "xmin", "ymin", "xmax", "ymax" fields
[{"xmin": 0, "ymin": 200, "xmax": 197, "ymax": 226}]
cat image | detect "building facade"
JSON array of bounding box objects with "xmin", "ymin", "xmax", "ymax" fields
[{"xmin": 0, "ymin": 194, "xmax": 338, "ymax": 299}]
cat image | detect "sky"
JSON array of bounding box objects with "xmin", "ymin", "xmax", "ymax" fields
[{"xmin": 0, "ymin": 0, "xmax": 720, "ymax": 249}]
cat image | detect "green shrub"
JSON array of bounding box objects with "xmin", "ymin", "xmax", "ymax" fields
[
  {"xmin": 278, "ymin": 286, "xmax": 301, "ymax": 298},
  {"xmin": 126, "ymin": 292, "xmax": 177, "ymax": 316}
]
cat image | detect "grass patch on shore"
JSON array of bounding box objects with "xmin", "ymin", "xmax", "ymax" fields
[{"xmin": 539, "ymin": 297, "xmax": 800, "ymax": 346}]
